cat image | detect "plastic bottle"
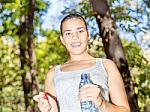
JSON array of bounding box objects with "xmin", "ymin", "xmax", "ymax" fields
[{"xmin": 79, "ymin": 73, "xmax": 99, "ymax": 112}]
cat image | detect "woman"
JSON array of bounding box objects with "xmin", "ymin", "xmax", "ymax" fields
[{"xmin": 33, "ymin": 13, "xmax": 130, "ymax": 112}]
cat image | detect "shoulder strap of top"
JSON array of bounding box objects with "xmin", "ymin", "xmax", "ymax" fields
[
  {"xmin": 95, "ymin": 58, "xmax": 102, "ymax": 67},
  {"xmin": 54, "ymin": 65, "xmax": 61, "ymax": 75},
  {"xmin": 96, "ymin": 58, "xmax": 108, "ymax": 77}
]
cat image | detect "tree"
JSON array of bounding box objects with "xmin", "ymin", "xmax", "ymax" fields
[
  {"xmin": 122, "ymin": 39, "xmax": 150, "ymax": 112},
  {"xmin": 35, "ymin": 29, "xmax": 68, "ymax": 84},
  {"xmin": 89, "ymin": 0, "xmax": 139, "ymax": 111},
  {"xmin": 0, "ymin": 0, "xmax": 48, "ymax": 111},
  {"xmin": 17, "ymin": 0, "xmax": 39, "ymax": 111}
]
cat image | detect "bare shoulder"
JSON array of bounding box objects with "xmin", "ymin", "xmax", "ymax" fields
[
  {"xmin": 102, "ymin": 58, "xmax": 116, "ymax": 67},
  {"xmin": 45, "ymin": 66, "xmax": 56, "ymax": 95},
  {"xmin": 102, "ymin": 58, "xmax": 120, "ymax": 77},
  {"xmin": 45, "ymin": 66, "xmax": 56, "ymax": 88},
  {"xmin": 102, "ymin": 59, "xmax": 117, "ymax": 71},
  {"xmin": 102, "ymin": 59, "xmax": 130, "ymax": 111},
  {"xmin": 46, "ymin": 67, "xmax": 55, "ymax": 78}
]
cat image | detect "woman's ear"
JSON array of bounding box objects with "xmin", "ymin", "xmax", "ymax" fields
[
  {"xmin": 87, "ymin": 31, "xmax": 91, "ymax": 41},
  {"xmin": 60, "ymin": 35, "xmax": 65, "ymax": 45}
]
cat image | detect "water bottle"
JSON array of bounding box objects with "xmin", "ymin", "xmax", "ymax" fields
[{"xmin": 79, "ymin": 73, "xmax": 99, "ymax": 112}]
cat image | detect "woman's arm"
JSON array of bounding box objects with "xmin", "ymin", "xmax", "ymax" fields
[
  {"xmin": 44, "ymin": 67, "xmax": 59, "ymax": 112},
  {"xmin": 100, "ymin": 59, "xmax": 130, "ymax": 112},
  {"xmin": 44, "ymin": 67, "xmax": 57, "ymax": 100},
  {"xmin": 33, "ymin": 67, "xmax": 58, "ymax": 112}
]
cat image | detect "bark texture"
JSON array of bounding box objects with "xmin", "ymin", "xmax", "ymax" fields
[{"xmin": 90, "ymin": 0, "xmax": 139, "ymax": 111}]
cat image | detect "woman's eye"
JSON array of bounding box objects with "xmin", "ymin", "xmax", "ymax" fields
[
  {"xmin": 66, "ymin": 32, "xmax": 71, "ymax": 36},
  {"xmin": 78, "ymin": 30, "xmax": 84, "ymax": 33}
]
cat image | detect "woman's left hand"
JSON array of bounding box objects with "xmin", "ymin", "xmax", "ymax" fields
[{"xmin": 79, "ymin": 84, "xmax": 103, "ymax": 107}]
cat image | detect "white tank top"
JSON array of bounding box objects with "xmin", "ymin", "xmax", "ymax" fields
[{"xmin": 54, "ymin": 58, "xmax": 109, "ymax": 112}]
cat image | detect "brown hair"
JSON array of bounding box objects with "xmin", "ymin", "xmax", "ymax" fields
[{"xmin": 60, "ymin": 13, "xmax": 87, "ymax": 35}]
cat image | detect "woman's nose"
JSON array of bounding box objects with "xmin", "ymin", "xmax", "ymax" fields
[{"xmin": 72, "ymin": 32, "xmax": 78, "ymax": 39}]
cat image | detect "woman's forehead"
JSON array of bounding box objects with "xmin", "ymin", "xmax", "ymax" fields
[{"xmin": 62, "ymin": 18, "xmax": 86, "ymax": 29}]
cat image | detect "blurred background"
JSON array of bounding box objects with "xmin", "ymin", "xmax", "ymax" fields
[{"xmin": 0, "ymin": 0, "xmax": 150, "ymax": 112}]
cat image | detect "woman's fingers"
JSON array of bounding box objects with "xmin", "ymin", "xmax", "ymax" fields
[
  {"xmin": 38, "ymin": 98, "xmax": 51, "ymax": 112},
  {"xmin": 33, "ymin": 95, "xmax": 43, "ymax": 102},
  {"xmin": 79, "ymin": 84, "xmax": 103, "ymax": 106},
  {"xmin": 33, "ymin": 92, "xmax": 50, "ymax": 102},
  {"xmin": 39, "ymin": 92, "xmax": 45, "ymax": 95},
  {"xmin": 79, "ymin": 84, "xmax": 100, "ymax": 97},
  {"xmin": 79, "ymin": 84, "xmax": 97, "ymax": 91},
  {"xmin": 33, "ymin": 92, "xmax": 53, "ymax": 112},
  {"xmin": 79, "ymin": 91, "xmax": 97, "ymax": 101}
]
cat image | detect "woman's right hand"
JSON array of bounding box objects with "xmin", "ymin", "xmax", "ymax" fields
[{"xmin": 33, "ymin": 92, "xmax": 52, "ymax": 112}]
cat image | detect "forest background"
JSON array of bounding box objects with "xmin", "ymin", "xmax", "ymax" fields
[{"xmin": 0, "ymin": 0, "xmax": 150, "ymax": 112}]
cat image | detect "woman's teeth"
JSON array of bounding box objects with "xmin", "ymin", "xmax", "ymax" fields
[{"xmin": 71, "ymin": 42, "xmax": 81, "ymax": 47}]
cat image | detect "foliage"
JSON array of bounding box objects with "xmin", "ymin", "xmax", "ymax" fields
[
  {"xmin": 108, "ymin": 0, "xmax": 150, "ymax": 37},
  {"xmin": 0, "ymin": 29, "xmax": 68, "ymax": 111},
  {"xmin": 88, "ymin": 37, "xmax": 105, "ymax": 58},
  {"xmin": 35, "ymin": 29, "xmax": 68, "ymax": 86},
  {"xmin": 1, "ymin": 0, "xmax": 150, "ymax": 111},
  {"xmin": 0, "ymin": 37, "xmax": 25, "ymax": 111},
  {"xmin": 62, "ymin": 0, "xmax": 150, "ymax": 47},
  {"xmin": 0, "ymin": 0, "xmax": 49, "ymax": 36},
  {"xmin": 122, "ymin": 39, "xmax": 150, "ymax": 112},
  {"xmin": 0, "ymin": 0, "xmax": 49, "ymax": 111},
  {"xmin": 61, "ymin": 0, "xmax": 99, "ymax": 37},
  {"xmin": 89, "ymin": 38, "xmax": 150, "ymax": 112}
]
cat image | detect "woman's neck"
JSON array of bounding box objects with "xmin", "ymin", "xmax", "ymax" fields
[{"xmin": 68, "ymin": 52, "xmax": 94, "ymax": 62}]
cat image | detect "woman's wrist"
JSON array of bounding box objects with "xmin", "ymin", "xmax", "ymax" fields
[
  {"xmin": 98, "ymin": 98, "xmax": 103, "ymax": 107},
  {"xmin": 98, "ymin": 99, "xmax": 106, "ymax": 110}
]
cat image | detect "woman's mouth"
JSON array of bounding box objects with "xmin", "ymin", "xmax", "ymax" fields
[{"xmin": 71, "ymin": 42, "xmax": 81, "ymax": 48}]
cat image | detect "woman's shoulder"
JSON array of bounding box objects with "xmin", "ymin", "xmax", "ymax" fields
[
  {"xmin": 101, "ymin": 58, "xmax": 121, "ymax": 79},
  {"xmin": 102, "ymin": 58, "xmax": 115, "ymax": 65},
  {"xmin": 46, "ymin": 67, "xmax": 55, "ymax": 77},
  {"xmin": 47, "ymin": 64, "xmax": 62, "ymax": 73},
  {"xmin": 46, "ymin": 64, "xmax": 61, "ymax": 76},
  {"xmin": 101, "ymin": 58, "xmax": 118, "ymax": 72}
]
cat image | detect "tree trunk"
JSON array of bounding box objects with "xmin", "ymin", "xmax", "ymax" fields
[
  {"xmin": 90, "ymin": 0, "xmax": 139, "ymax": 112},
  {"xmin": 18, "ymin": 0, "xmax": 39, "ymax": 111},
  {"xmin": 27, "ymin": 0, "xmax": 39, "ymax": 111}
]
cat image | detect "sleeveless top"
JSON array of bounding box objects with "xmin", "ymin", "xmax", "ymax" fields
[{"xmin": 54, "ymin": 58, "xmax": 109, "ymax": 112}]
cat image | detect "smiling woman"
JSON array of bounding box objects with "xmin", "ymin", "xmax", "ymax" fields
[
  {"xmin": 33, "ymin": 13, "xmax": 130, "ymax": 112},
  {"xmin": 60, "ymin": 16, "xmax": 89, "ymax": 56}
]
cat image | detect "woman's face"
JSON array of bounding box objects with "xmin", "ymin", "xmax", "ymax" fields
[{"xmin": 60, "ymin": 18, "xmax": 90, "ymax": 55}]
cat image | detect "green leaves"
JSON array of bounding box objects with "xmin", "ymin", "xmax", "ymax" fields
[
  {"xmin": 0, "ymin": 0, "xmax": 49, "ymax": 111},
  {"xmin": 122, "ymin": 39, "xmax": 150, "ymax": 112},
  {"xmin": 35, "ymin": 29, "xmax": 68, "ymax": 83},
  {"xmin": 1, "ymin": 0, "xmax": 150, "ymax": 111}
]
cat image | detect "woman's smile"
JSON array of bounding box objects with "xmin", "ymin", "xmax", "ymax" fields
[{"xmin": 71, "ymin": 42, "xmax": 81, "ymax": 48}]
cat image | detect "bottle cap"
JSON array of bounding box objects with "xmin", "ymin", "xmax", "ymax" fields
[{"xmin": 81, "ymin": 73, "xmax": 89, "ymax": 80}]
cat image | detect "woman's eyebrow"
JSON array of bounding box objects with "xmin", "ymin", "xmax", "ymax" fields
[
  {"xmin": 63, "ymin": 27, "xmax": 85, "ymax": 33},
  {"xmin": 63, "ymin": 30, "xmax": 71, "ymax": 33},
  {"xmin": 76, "ymin": 27, "xmax": 85, "ymax": 30}
]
